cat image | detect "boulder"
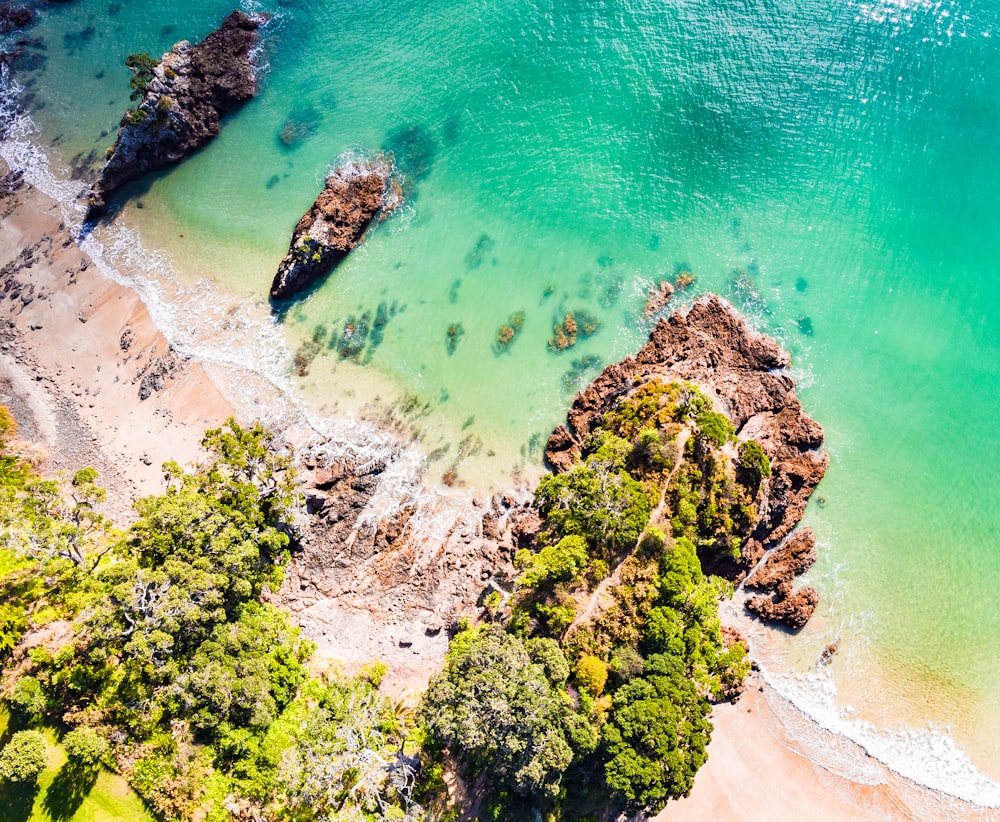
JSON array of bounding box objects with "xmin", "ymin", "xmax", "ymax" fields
[
  {"xmin": 744, "ymin": 527, "xmax": 817, "ymax": 591},
  {"xmin": 269, "ymin": 157, "xmax": 399, "ymax": 301},
  {"xmin": 745, "ymin": 584, "xmax": 819, "ymax": 631},
  {"xmin": 85, "ymin": 10, "xmax": 267, "ymax": 220},
  {"xmin": 0, "ymin": 3, "xmax": 33, "ymax": 34}
]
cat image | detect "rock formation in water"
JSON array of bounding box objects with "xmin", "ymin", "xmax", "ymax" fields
[
  {"xmin": 269, "ymin": 157, "xmax": 399, "ymax": 301},
  {"xmin": 545, "ymin": 294, "xmax": 827, "ymax": 628},
  {"xmin": 277, "ymin": 295, "xmax": 825, "ymax": 666},
  {"xmin": 84, "ymin": 10, "xmax": 267, "ymax": 220},
  {"xmin": 0, "ymin": 3, "xmax": 34, "ymax": 35}
]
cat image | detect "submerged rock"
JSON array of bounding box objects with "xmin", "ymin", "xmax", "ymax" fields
[
  {"xmin": 0, "ymin": 3, "xmax": 34, "ymax": 34},
  {"xmin": 269, "ymin": 157, "xmax": 400, "ymax": 301},
  {"xmin": 84, "ymin": 10, "xmax": 267, "ymax": 220}
]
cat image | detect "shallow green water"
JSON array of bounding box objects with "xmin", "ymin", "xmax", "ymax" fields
[{"xmin": 6, "ymin": 0, "xmax": 1000, "ymax": 802}]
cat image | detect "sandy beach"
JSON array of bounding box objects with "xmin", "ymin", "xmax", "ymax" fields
[
  {"xmin": 0, "ymin": 158, "xmax": 234, "ymax": 516},
  {"xmin": 0, "ymin": 161, "xmax": 993, "ymax": 822},
  {"xmin": 661, "ymin": 671, "xmax": 992, "ymax": 822}
]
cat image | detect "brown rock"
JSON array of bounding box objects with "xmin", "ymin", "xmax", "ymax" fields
[
  {"xmin": 745, "ymin": 585, "xmax": 819, "ymax": 630},
  {"xmin": 269, "ymin": 158, "xmax": 399, "ymax": 301},
  {"xmin": 744, "ymin": 527, "xmax": 817, "ymax": 592},
  {"xmin": 543, "ymin": 424, "xmax": 579, "ymax": 473},
  {"xmin": 643, "ymin": 279, "xmax": 674, "ymax": 317},
  {"xmin": 0, "ymin": 3, "xmax": 33, "ymax": 34},
  {"xmin": 86, "ymin": 11, "xmax": 267, "ymax": 219}
]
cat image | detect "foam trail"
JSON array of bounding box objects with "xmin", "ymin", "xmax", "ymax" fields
[
  {"xmin": 0, "ymin": 66, "xmax": 424, "ymax": 492},
  {"xmin": 722, "ymin": 593, "xmax": 1000, "ymax": 809}
]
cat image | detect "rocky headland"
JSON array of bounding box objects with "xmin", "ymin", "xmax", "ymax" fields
[
  {"xmin": 545, "ymin": 294, "xmax": 828, "ymax": 628},
  {"xmin": 276, "ymin": 294, "xmax": 826, "ymax": 688},
  {"xmin": 84, "ymin": 10, "xmax": 267, "ymax": 220},
  {"xmin": 269, "ymin": 157, "xmax": 400, "ymax": 301}
]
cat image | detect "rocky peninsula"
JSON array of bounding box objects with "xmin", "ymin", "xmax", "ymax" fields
[
  {"xmin": 545, "ymin": 294, "xmax": 828, "ymax": 627},
  {"xmin": 269, "ymin": 157, "xmax": 400, "ymax": 301},
  {"xmin": 84, "ymin": 10, "xmax": 267, "ymax": 220}
]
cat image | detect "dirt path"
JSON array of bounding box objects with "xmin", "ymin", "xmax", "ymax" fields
[{"xmin": 567, "ymin": 427, "xmax": 691, "ymax": 633}]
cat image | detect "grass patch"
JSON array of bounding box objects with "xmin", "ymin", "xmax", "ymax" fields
[{"xmin": 0, "ymin": 713, "xmax": 153, "ymax": 822}]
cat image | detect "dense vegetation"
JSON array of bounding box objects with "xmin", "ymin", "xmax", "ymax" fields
[
  {"xmin": 0, "ymin": 378, "xmax": 763, "ymax": 821},
  {"xmin": 0, "ymin": 412, "xmax": 423, "ymax": 821},
  {"xmin": 420, "ymin": 380, "xmax": 757, "ymax": 819}
]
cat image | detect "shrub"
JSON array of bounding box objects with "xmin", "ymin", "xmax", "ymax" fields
[
  {"xmin": 575, "ymin": 655, "xmax": 608, "ymax": 698},
  {"xmin": 737, "ymin": 440, "xmax": 771, "ymax": 493},
  {"xmin": 517, "ymin": 535, "xmax": 589, "ymax": 589},
  {"xmin": 9, "ymin": 675, "xmax": 46, "ymax": 724},
  {"xmin": 0, "ymin": 730, "xmax": 47, "ymax": 783},
  {"xmin": 63, "ymin": 727, "xmax": 109, "ymax": 768},
  {"xmin": 0, "ymin": 603, "xmax": 27, "ymax": 661},
  {"xmin": 695, "ymin": 410, "xmax": 735, "ymax": 447}
]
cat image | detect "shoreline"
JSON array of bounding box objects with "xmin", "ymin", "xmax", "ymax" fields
[
  {"xmin": 0, "ymin": 149, "xmax": 994, "ymax": 820},
  {"xmin": 660, "ymin": 671, "xmax": 992, "ymax": 822}
]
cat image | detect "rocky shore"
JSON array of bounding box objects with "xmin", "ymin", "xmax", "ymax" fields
[
  {"xmin": 84, "ymin": 10, "xmax": 267, "ymax": 220},
  {"xmin": 269, "ymin": 157, "xmax": 400, "ymax": 301},
  {"xmin": 545, "ymin": 295, "xmax": 828, "ymax": 628}
]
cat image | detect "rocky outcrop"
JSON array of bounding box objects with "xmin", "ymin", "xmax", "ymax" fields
[
  {"xmin": 546, "ymin": 295, "xmax": 827, "ymax": 542},
  {"xmin": 0, "ymin": 3, "xmax": 34, "ymax": 34},
  {"xmin": 275, "ymin": 437, "xmax": 535, "ymax": 645},
  {"xmin": 744, "ymin": 527, "xmax": 817, "ymax": 591},
  {"xmin": 643, "ymin": 279, "xmax": 674, "ymax": 317},
  {"xmin": 84, "ymin": 10, "xmax": 267, "ymax": 220},
  {"xmin": 745, "ymin": 583, "xmax": 819, "ymax": 630},
  {"xmin": 545, "ymin": 294, "xmax": 827, "ymax": 628},
  {"xmin": 269, "ymin": 158, "xmax": 399, "ymax": 301}
]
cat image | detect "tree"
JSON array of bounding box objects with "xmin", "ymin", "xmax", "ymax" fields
[
  {"xmin": 4, "ymin": 469, "xmax": 116, "ymax": 573},
  {"xmin": 515, "ymin": 535, "xmax": 589, "ymax": 590},
  {"xmin": 9, "ymin": 675, "xmax": 46, "ymax": 724},
  {"xmin": 602, "ymin": 653, "xmax": 712, "ymax": 812},
  {"xmin": 63, "ymin": 727, "xmax": 109, "ymax": 768},
  {"xmin": 0, "ymin": 730, "xmax": 47, "ymax": 784},
  {"xmin": 278, "ymin": 675, "xmax": 417, "ymax": 819},
  {"xmin": 125, "ymin": 52, "xmax": 158, "ymax": 101},
  {"xmin": 420, "ymin": 625, "xmax": 574, "ymax": 803},
  {"xmin": 535, "ymin": 459, "xmax": 651, "ymax": 557}
]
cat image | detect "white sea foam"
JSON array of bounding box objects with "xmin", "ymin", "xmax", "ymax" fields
[{"xmin": 724, "ymin": 590, "xmax": 1000, "ymax": 809}]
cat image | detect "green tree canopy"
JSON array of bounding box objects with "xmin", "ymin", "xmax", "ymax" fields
[
  {"xmin": 0, "ymin": 730, "xmax": 48, "ymax": 784},
  {"xmin": 421, "ymin": 625, "xmax": 575, "ymax": 802}
]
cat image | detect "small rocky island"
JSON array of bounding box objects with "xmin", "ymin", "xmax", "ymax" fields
[
  {"xmin": 85, "ymin": 10, "xmax": 267, "ymax": 220},
  {"xmin": 545, "ymin": 294, "xmax": 828, "ymax": 627},
  {"xmin": 269, "ymin": 157, "xmax": 400, "ymax": 301}
]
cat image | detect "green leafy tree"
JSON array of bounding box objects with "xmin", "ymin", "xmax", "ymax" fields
[
  {"xmin": 0, "ymin": 730, "xmax": 47, "ymax": 784},
  {"xmin": 9, "ymin": 675, "xmax": 46, "ymax": 724},
  {"xmin": 167, "ymin": 602, "xmax": 308, "ymax": 735},
  {"xmin": 602, "ymin": 653, "xmax": 712, "ymax": 812},
  {"xmin": 0, "ymin": 602, "xmax": 27, "ymax": 661},
  {"xmin": 515, "ymin": 535, "xmax": 589, "ymax": 590},
  {"xmin": 421, "ymin": 625, "xmax": 574, "ymax": 803},
  {"xmin": 125, "ymin": 52, "xmax": 159, "ymax": 102},
  {"xmin": 278, "ymin": 674, "xmax": 417, "ymax": 820},
  {"xmin": 535, "ymin": 460, "xmax": 651, "ymax": 557},
  {"xmin": 63, "ymin": 727, "xmax": 109, "ymax": 768},
  {"xmin": 4, "ymin": 468, "xmax": 116, "ymax": 573}
]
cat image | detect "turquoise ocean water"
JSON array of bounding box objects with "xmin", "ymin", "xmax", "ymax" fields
[{"xmin": 4, "ymin": 0, "xmax": 1000, "ymax": 805}]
